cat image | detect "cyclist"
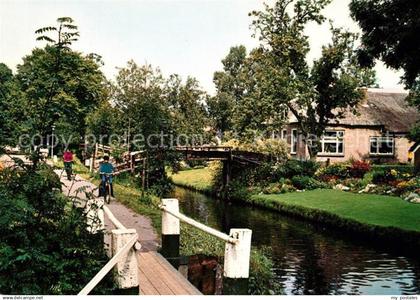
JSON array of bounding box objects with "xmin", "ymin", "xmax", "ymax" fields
[
  {"xmin": 99, "ymin": 155, "xmax": 115, "ymax": 198},
  {"xmin": 63, "ymin": 150, "xmax": 73, "ymax": 180}
]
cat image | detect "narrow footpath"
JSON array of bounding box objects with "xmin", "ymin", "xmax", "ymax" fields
[
  {"xmin": 55, "ymin": 169, "xmax": 201, "ymax": 295},
  {"xmin": 55, "ymin": 170, "xmax": 159, "ymax": 252}
]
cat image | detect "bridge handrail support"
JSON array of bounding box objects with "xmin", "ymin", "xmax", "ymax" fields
[
  {"xmin": 160, "ymin": 198, "xmax": 252, "ymax": 280},
  {"xmin": 78, "ymin": 230, "xmax": 138, "ymax": 295},
  {"xmin": 79, "ymin": 202, "xmax": 141, "ymax": 295}
]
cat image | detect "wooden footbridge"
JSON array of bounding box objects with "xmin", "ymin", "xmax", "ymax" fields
[
  {"xmin": 79, "ymin": 199, "xmax": 251, "ymax": 295},
  {"xmin": 61, "ymin": 171, "xmax": 252, "ymax": 295},
  {"xmin": 87, "ymin": 143, "xmax": 269, "ymax": 187}
]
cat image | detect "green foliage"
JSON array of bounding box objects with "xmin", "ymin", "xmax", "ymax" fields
[
  {"xmin": 253, "ymin": 138, "xmax": 289, "ymax": 161},
  {"xmin": 291, "ymin": 175, "xmax": 325, "ymax": 190},
  {"xmin": 210, "ymin": 45, "xmax": 248, "ymax": 136},
  {"xmin": 371, "ymin": 169, "xmax": 397, "ymax": 185},
  {"xmin": 86, "ymin": 101, "xmax": 119, "ymax": 144},
  {"xmin": 371, "ymin": 164, "xmax": 414, "ymax": 175},
  {"xmin": 165, "ymin": 74, "xmax": 209, "ymax": 140},
  {"xmin": 350, "ymin": 0, "xmax": 420, "ymax": 88},
  {"xmin": 276, "ymin": 159, "xmax": 320, "ymax": 178},
  {"xmin": 0, "ymin": 63, "xmax": 27, "ymax": 149},
  {"xmin": 35, "ymin": 17, "xmax": 79, "ymax": 50},
  {"xmin": 0, "ymin": 164, "xmax": 115, "ymax": 294},
  {"xmin": 249, "ymin": 248, "xmax": 283, "ymax": 295},
  {"xmin": 316, "ymin": 163, "xmax": 350, "ymax": 179},
  {"xmin": 112, "ymin": 61, "xmax": 176, "ymax": 192},
  {"xmin": 16, "ymin": 33, "xmax": 107, "ymax": 141},
  {"xmin": 409, "ymin": 122, "xmax": 420, "ymax": 143},
  {"xmin": 350, "ymin": 0, "xmax": 420, "ymax": 139},
  {"xmin": 179, "ymin": 220, "xmax": 282, "ymax": 295},
  {"xmin": 179, "ymin": 224, "xmax": 225, "ymax": 257},
  {"xmin": 238, "ymin": 0, "xmax": 374, "ymax": 157}
]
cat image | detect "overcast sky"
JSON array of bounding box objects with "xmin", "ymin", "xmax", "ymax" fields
[{"xmin": 0, "ymin": 0, "xmax": 404, "ymax": 94}]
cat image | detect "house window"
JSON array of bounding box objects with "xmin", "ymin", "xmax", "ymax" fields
[
  {"xmin": 291, "ymin": 129, "xmax": 298, "ymax": 154},
  {"xmin": 281, "ymin": 129, "xmax": 287, "ymax": 140},
  {"xmin": 370, "ymin": 136, "xmax": 394, "ymax": 155},
  {"xmin": 320, "ymin": 131, "xmax": 344, "ymax": 155}
]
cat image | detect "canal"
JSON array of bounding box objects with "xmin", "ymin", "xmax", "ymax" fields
[{"xmin": 168, "ymin": 186, "xmax": 420, "ymax": 295}]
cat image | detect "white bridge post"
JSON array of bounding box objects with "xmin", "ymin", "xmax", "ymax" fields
[
  {"xmin": 223, "ymin": 228, "xmax": 252, "ymax": 294},
  {"xmin": 111, "ymin": 228, "xmax": 139, "ymax": 294},
  {"xmin": 161, "ymin": 198, "xmax": 180, "ymax": 267}
]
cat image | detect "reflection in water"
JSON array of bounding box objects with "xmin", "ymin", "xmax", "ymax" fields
[{"xmin": 168, "ymin": 187, "xmax": 420, "ymax": 295}]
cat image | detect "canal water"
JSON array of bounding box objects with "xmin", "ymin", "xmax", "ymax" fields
[{"xmin": 168, "ymin": 186, "xmax": 420, "ymax": 295}]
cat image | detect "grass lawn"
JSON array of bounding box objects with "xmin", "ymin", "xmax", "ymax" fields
[
  {"xmin": 252, "ymin": 189, "xmax": 420, "ymax": 233},
  {"xmin": 169, "ymin": 167, "xmax": 420, "ymax": 234},
  {"xmin": 170, "ymin": 167, "xmax": 214, "ymax": 193}
]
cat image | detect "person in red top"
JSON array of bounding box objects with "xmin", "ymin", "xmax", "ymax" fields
[{"xmin": 63, "ymin": 150, "xmax": 73, "ymax": 180}]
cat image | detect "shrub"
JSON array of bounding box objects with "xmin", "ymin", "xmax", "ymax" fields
[
  {"xmin": 0, "ymin": 164, "xmax": 115, "ymax": 294},
  {"xmin": 280, "ymin": 184, "xmax": 297, "ymax": 193},
  {"xmin": 371, "ymin": 169, "xmax": 396, "ymax": 184},
  {"xmin": 371, "ymin": 164, "xmax": 414, "ymax": 175},
  {"xmin": 341, "ymin": 178, "xmax": 364, "ymax": 190},
  {"xmin": 291, "ymin": 175, "xmax": 325, "ymax": 190},
  {"xmin": 395, "ymin": 178, "xmax": 420, "ymax": 195},
  {"xmin": 316, "ymin": 163, "xmax": 350, "ymax": 179},
  {"xmin": 277, "ymin": 159, "xmax": 320, "ymax": 178},
  {"xmin": 361, "ymin": 171, "xmax": 374, "ymax": 186},
  {"xmin": 262, "ymin": 183, "xmax": 282, "ymax": 194},
  {"xmin": 252, "ymin": 138, "xmax": 289, "ymax": 162},
  {"xmin": 349, "ymin": 160, "xmax": 371, "ymax": 178}
]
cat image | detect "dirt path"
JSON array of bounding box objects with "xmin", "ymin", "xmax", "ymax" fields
[{"xmin": 55, "ymin": 170, "xmax": 159, "ymax": 252}]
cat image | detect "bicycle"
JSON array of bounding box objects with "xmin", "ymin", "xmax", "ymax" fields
[{"xmin": 100, "ymin": 172, "xmax": 113, "ymax": 204}]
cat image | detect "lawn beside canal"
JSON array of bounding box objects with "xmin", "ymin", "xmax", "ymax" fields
[
  {"xmin": 170, "ymin": 167, "xmax": 214, "ymax": 194},
  {"xmin": 170, "ymin": 168, "xmax": 420, "ymax": 235}
]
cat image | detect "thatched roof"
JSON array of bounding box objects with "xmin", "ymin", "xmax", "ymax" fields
[{"xmin": 331, "ymin": 89, "xmax": 418, "ymax": 132}]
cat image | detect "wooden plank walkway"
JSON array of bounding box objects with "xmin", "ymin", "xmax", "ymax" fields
[
  {"xmin": 138, "ymin": 252, "xmax": 201, "ymax": 295},
  {"xmin": 56, "ymin": 169, "xmax": 201, "ymax": 295}
]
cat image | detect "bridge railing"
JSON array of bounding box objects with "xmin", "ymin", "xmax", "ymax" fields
[
  {"xmin": 159, "ymin": 198, "xmax": 252, "ymax": 281},
  {"xmin": 79, "ymin": 203, "xmax": 141, "ymax": 295}
]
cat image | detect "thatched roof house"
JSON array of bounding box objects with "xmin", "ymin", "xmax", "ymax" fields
[{"xmin": 281, "ymin": 89, "xmax": 419, "ymax": 163}]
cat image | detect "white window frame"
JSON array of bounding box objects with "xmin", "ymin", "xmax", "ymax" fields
[
  {"xmin": 319, "ymin": 130, "xmax": 344, "ymax": 155},
  {"xmin": 291, "ymin": 129, "xmax": 298, "ymax": 154},
  {"xmin": 370, "ymin": 136, "xmax": 394, "ymax": 156}
]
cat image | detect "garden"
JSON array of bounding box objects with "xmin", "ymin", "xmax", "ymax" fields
[{"xmin": 255, "ymin": 159, "xmax": 420, "ymax": 204}]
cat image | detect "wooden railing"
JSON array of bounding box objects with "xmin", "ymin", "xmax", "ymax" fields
[
  {"xmin": 159, "ymin": 198, "xmax": 252, "ymax": 280},
  {"xmin": 79, "ymin": 203, "xmax": 141, "ymax": 295}
]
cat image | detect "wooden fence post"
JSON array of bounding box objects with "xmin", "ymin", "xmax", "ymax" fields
[
  {"xmin": 223, "ymin": 228, "xmax": 252, "ymax": 295},
  {"xmin": 90, "ymin": 143, "xmax": 97, "ymax": 173},
  {"xmin": 112, "ymin": 228, "xmax": 139, "ymax": 294},
  {"xmin": 161, "ymin": 198, "xmax": 180, "ymax": 267}
]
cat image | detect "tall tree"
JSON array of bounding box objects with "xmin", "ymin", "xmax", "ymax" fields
[
  {"xmin": 0, "ymin": 63, "xmax": 27, "ymax": 151},
  {"xmin": 16, "ymin": 17, "xmax": 106, "ymax": 150},
  {"xmin": 112, "ymin": 61, "xmax": 176, "ymax": 194},
  {"xmin": 165, "ymin": 74, "xmax": 209, "ymax": 142},
  {"xmin": 210, "ymin": 46, "xmax": 248, "ymax": 137},
  {"xmin": 248, "ymin": 0, "xmax": 375, "ymax": 158},
  {"xmin": 350, "ymin": 0, "xmax": 420, "ymax": 141}
]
